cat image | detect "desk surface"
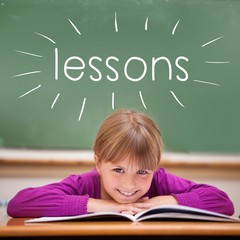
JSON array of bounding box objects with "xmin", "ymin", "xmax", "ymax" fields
[{"xmin": 0, "ymin": 213, "xmax": 240, "ymax": 238}]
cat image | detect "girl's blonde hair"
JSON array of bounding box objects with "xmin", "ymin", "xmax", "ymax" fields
[{"xmin": 93, "ymin": 109, "xmax": 163, "ymax": 170}]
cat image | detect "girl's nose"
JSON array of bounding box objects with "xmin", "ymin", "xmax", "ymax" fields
[{"xmin": 122, "ymin": 174, "xmax": 137, "ymax": 189}]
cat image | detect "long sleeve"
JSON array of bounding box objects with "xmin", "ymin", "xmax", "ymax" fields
[
  {"xmin": 7, "ymin": 170, "xmax": 100, "ymax": 218},
  {"xmin": 149, "ymin": 168, "xmax": 235, "ymax": 216}
]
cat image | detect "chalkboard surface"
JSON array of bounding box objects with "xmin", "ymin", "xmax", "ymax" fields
[{"xmin": 0, "ymin": 0, "xmax": 240, "ymax": 153}]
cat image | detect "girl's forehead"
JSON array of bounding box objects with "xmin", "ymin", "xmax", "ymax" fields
[{"xmin": 110, "ymin": 157, "xmax": 145, "ymax": 169}]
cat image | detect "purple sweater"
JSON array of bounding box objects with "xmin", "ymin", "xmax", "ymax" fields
[{"xmin": 7, "ymin": 168, "xmax": 234, "ymax": 217}]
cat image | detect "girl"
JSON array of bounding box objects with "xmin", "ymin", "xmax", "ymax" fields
[{"xmin": 7, "ymin": 109, "xmax": 234, "ymax": 217}]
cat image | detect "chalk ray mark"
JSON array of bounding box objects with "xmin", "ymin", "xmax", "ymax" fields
[
  {"xmin": 139, "ymin": 91, "xmax": 147, "ymax": 109},
  {"xmin": 205, "ymin": 61, "xmax": 230, "ymax": 64},
  {"xmin": 202, "ymin": 36, "xmax": 224, "ymax": 48},
  {"xmin": 78, "ymin": 98, "xmax": 87, "ymax": 122},
  {"xmin": 114, "ymin": 12, "xmax": 118, "ymax": 32},
  {"xmin": 172, "ymin": 19, "xmax": 180, "ymax": 35},
  {"xmin": 12, "ymin": 71, "xmax": 41, "ymax": 78},
  {"xmin": 35, "ymin": 32, "xmax": 56, "ymax": 44},
  {"xmin": 112, "ymin": 92, "xmax": 115, "ymax": 110},
  {"xmin": 170, "ymin": 91, "xmax": 185, "ymax": 108},
  {"xmin": 14, "ymin": 50, "xmax": 42, "ymax": 58},
  {"xmin": 194, "ymin": 80, "xmax": 220, "ymax": 86},
  {"xmin": 55, "ymin": 48, "xmax": 58, "ymax": 80},
  {"xmin": 18, "ymin": 84, "xmax": 41, "ymax": 99},
  {"xmin": 68, "ymin": 18, "xmax": 81, "ymax": 35},
  {"xmin": 51, "ymin": 93, "xmax": 60, "ymax": 109},
  {"xmin": 145, "ymin": 17, "xmax": 149, "ymax": 31}
]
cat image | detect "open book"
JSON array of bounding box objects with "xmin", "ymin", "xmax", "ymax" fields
[{"xmin": 25, "ymin": 205, "xmax": 240, "ymax": 223}]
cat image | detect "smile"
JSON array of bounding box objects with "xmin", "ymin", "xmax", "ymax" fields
[{"xmin": 118, "ymin": 189, "xmax": 138, "ymax": 196}]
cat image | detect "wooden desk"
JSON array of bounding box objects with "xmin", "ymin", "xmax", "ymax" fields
[{"xmin": 0, "ymin": 214, "xmax": 240, "ymax": 240}]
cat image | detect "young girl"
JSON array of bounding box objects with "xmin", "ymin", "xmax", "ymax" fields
[{"xmin": 7, "ymin": 109, "xmax": 234, "ymax": 217}]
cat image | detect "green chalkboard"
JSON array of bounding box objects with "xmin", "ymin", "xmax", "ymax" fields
[{"xmin": 0, "ymin": 0, "xmax": 240, "ymax": 153}]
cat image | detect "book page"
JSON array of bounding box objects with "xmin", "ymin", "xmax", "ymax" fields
[
  {"xmin": 25, "ymin": 212, "xmax": 136, "ymax": 223},
  {"xmin": 135, "ymin": 205, "xmax": 240, "ymax": 222}
]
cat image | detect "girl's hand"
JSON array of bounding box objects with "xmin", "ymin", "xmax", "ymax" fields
[
  {"xmin": 87, "ymin": 198, "xmax": 150, "ymax": 215},
  {"xmin": 137, "ymin": 195, "xmax": 178, "ymax": 208},
  {"xmin": 87, "ymin": 196, "xmax": 177, "ymax": 215}
]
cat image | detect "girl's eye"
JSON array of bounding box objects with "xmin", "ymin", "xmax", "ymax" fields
[
  {"xmin": 137, "ymin": 170, "xmax": 148, "ymax": 175},
  {"xmin": 113, "ymin": 168, "xmax": 124, "ymax": 173}
]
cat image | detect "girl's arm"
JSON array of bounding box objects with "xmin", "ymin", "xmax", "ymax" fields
[
  {"xmin": 148, "ymin": 168, "xmax": 235, "ymax": 216},
  {"xmin": 7, "ymin": 175, "xmax": 89, "ymax": 218}
]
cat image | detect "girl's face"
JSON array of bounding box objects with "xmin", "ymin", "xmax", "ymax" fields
[{"xmin": 96, "ymin": 156, "xmax": 154, "ymax": 204}]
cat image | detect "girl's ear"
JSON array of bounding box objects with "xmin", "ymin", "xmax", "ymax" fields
[{"xmin": 94, "ymin": 154, "xmax": 101, "ymax": 173}]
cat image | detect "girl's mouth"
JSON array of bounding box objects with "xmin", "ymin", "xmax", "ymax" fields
[{"xmin": 117, "ymin": 189, "xmax": 138, "ymax": 196}]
